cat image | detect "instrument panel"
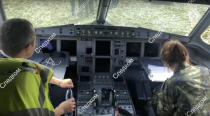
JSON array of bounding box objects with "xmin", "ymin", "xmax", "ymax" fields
[{"xmin": 35, "ymin": 24, "xmax": 182, "ymax": 116}]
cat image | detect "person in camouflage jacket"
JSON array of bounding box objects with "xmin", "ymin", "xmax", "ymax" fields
[{"xmin": 150, "ymin": 40, "xmax": 210, "ymax": 116}]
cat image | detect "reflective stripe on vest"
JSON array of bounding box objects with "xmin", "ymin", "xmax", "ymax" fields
[{"xmin": 0, "ymin": 58, "xmax": 55, "ymax": 115}]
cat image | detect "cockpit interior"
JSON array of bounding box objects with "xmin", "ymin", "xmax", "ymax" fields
[{"xmin": 0, "ymin": 0, "xmax": 210, "ymax": 116}]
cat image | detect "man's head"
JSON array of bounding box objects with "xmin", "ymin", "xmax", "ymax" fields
[
  {"xmin": 161, "ymin": 40, "xmax": 190, "ymax": 71},
  {"xmin": 0, "ymin": 18, "xmax": 36, "ymax": 58}
]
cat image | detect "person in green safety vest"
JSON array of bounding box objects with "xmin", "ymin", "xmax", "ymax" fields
[{"xmin": 0, "ymin": 18, "xmax": 75, "ymax": 116}]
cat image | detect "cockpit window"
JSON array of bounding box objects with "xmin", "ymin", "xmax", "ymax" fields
[
  {"xmin": 2, "ymin": 0, "xmax": 210, "ymax": 37},
  {"xmin": 2, "ymin": 0, "xmax": 99, "ymax": 28},
  {"xmin": 107, "ymin": 0, "xmax": 209, "ymax": 36},
  {"xmin": 201, "ymin": 26, "xmax": 210, "ymax": 45}
]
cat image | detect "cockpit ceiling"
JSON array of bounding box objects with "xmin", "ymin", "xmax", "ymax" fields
[{"xmin": 2, "ymin": 0, "xmax": 210, "ymax": 36}]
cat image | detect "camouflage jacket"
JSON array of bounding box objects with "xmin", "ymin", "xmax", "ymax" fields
[{"xmin": 151, "ymin": 64, "xmax": 210, "ymax": 116}]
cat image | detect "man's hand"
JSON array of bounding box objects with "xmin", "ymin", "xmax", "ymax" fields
[
  {"xmin": 55, "ymin": 98, "xmax": 76, "ymax": 116},
  {"xmin": 60, "ymin": 79, "xmax": 74, "ymax": 88},
  {"xmin": 50, "ymin": 77, "xmax": 74, "ymax": 88}
]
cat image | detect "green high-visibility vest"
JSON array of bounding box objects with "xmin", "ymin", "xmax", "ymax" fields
[{"xmin": 0, "ymin": 58, "xmax": 55, "ymax": 116}]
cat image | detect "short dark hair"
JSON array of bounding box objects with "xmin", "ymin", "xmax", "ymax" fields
[
  {"xmin": 161, "ymin": 40, "xmax": 190, "ymax": 68},
  {"xmin": 0, "ymin": 18, "xmax": 35, "ymax": 57}
]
